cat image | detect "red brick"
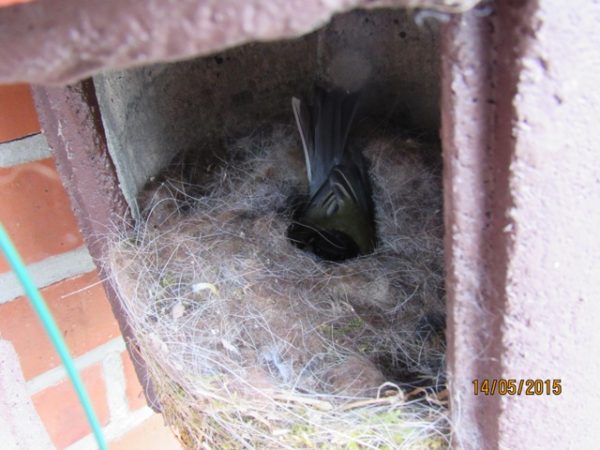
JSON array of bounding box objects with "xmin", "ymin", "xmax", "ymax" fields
[
  {"xmin": 32, "ymin": 363, "xmax": 109, "ymax": 449},
  {"xmin": 110, "ymin": 414, "xmax": 182, "ymax": 450},
  {"xmin": 0, "ymin": 158, "xmax": 85, "ymax": 273},
  {"xmin": 122, "ymin": 351, "xmax": 147, "ymax": 411},
  {"xmin": 0, "ymin": 0, "xmax": 33, "ymax": 7},
  {"xmin": 0, "ymin": 271, "xmax": 120, "ymax": 379},
  {"xmin": 0, "ymin": 83, "xmax": 40, "ymax": 142}
]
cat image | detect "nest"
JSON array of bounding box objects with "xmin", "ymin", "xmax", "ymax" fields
[{"xmin": 107, "ymin": 124, "xmax": 448, "ymax": 449}]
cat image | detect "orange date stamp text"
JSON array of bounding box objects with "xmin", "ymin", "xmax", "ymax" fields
[{"xmin": 472, "ymin": 378, "xmax": 562, "ymax": 396}]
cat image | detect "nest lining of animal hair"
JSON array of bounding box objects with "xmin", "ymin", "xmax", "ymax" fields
[{"xmin": 107, "ymin": 124, "xmax": 448, "ymax": 449}]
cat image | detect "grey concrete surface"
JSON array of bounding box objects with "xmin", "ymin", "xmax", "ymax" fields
[{"xmin": 94, "ymin": 9, "xmax": 441, "ymax": 214}]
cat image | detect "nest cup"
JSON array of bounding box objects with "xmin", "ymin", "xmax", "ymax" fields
[{"xmin": 107, "ymin": 122, "xmax": 448, "ymax": 449}]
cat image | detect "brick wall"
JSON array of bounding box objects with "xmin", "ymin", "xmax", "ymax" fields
[{"xmin": 0, "ymin": 83, "xmax": 182, "ymax": 449}]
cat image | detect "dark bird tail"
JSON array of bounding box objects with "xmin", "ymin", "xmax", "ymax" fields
[
  {"xmin": 292, "ymin": 86, "xmax": 359, "ymax": 197},
  {"xmin": 289, "ymin": 86, "xmax": 376, "ymax": 261}
]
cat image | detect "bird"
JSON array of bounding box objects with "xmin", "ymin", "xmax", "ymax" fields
[{"xmin": 287, "ymin": 85, "xmax": 376, "ymax": 261}]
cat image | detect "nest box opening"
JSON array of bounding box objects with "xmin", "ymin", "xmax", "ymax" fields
[
  {"xmin": 95, "ymin": 8, "xmax": 448, "ymax": 449},
  {"xmin": 94, "ymin": 8, "xmax": 441, "ymax": 215}
]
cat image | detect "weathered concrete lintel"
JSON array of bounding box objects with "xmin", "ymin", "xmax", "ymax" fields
[{"xmin": 0, "ymin": 0, "xmax": 479, "ymax": 85}]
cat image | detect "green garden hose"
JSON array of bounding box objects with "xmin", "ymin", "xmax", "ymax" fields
[{"xmin": 0, "ymin": 223, "xmax": 107, "ymax": 450}]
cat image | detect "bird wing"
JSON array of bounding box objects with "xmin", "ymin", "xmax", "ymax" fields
[
  {"xmin": 302, "ymin": 164, "xmax": 370, "ymax": 222},
  {"xmin": 300, "ymin": 163, "xmax": 375, "ymax": 255},
  {"xmin": 291, "ymin": 85, "xmax": 375, "ymax": 257},
  {"xmin": 291, "ymin": 96, "xmax": 313, "ymax": 184},
  {"xmin": 292, "ymin": 86, "xmax": 359, "ymax": 197}
]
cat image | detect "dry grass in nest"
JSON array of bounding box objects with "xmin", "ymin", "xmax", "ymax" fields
[{"xmin": 106, "ymin": 124, "xmax": 449, "ymax": 449}]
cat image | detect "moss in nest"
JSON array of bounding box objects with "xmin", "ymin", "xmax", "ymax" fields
[{"xmin": 107, "ymin": 124, "xmax": 448, "ymax": 448}]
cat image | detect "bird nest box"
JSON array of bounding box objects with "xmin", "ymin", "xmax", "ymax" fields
[
  {"xmin": 24, "ymin": 0, "xmax": 595, "ymax": 447},
  {"xmin": 94, "ymin": 8, "xmax": 450, "ymax": 449},
  {"xmin": 26, "ymin": 2, "xmax": 497, "ymax": 446}
]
